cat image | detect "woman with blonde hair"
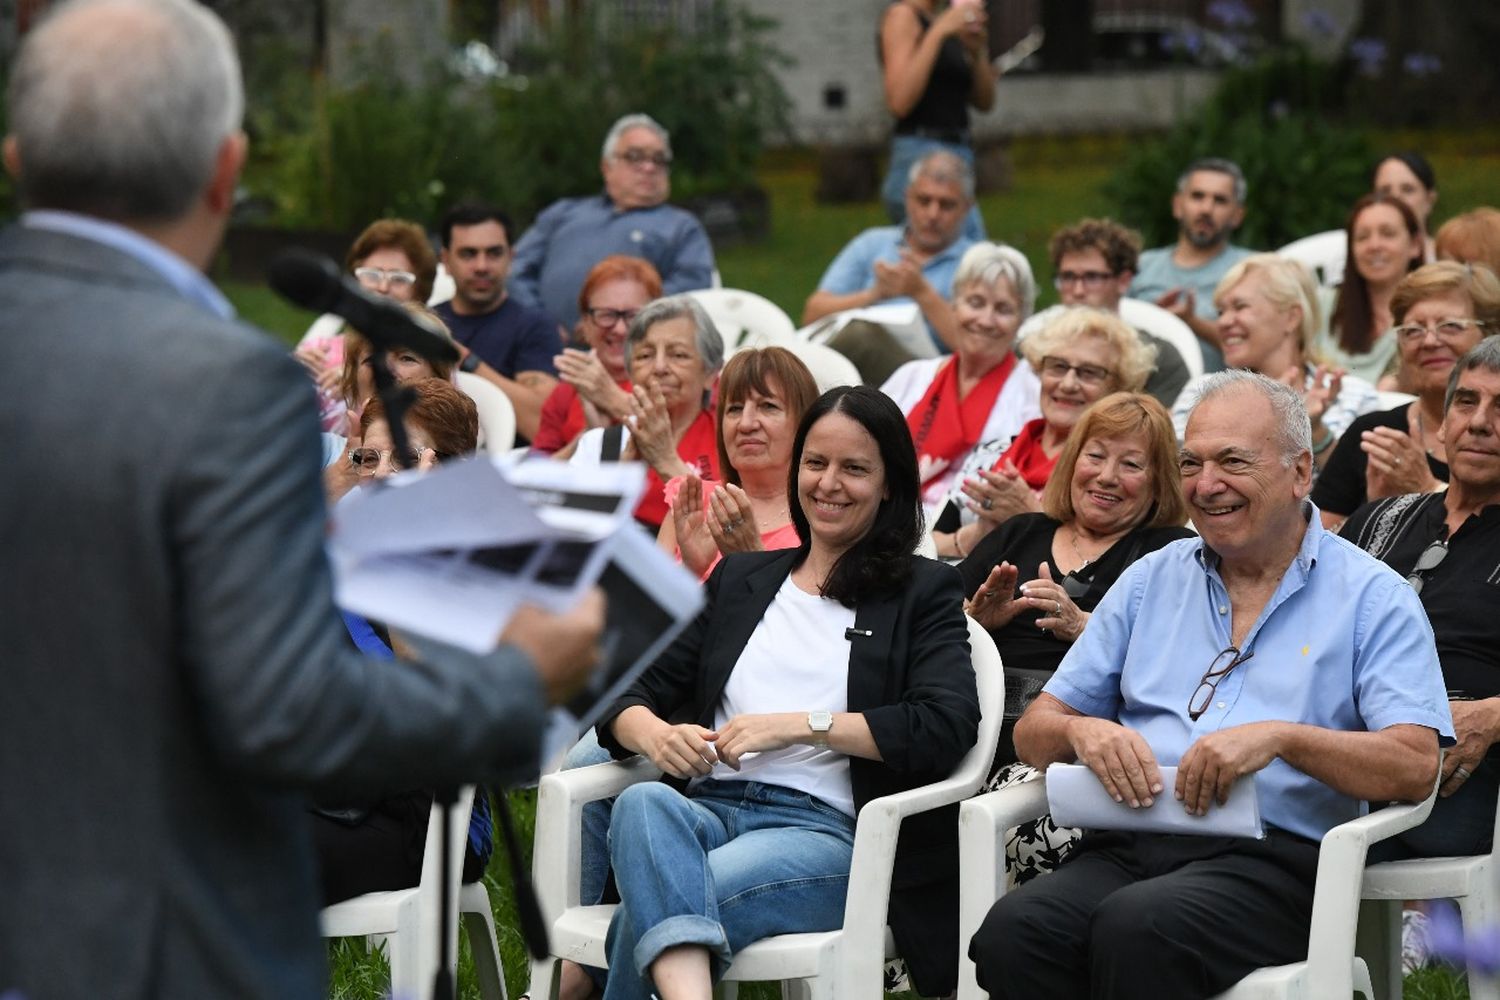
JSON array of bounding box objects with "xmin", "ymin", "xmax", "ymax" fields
[
  {"xmin": 930, "ymin": 306, "xmax": 1154, "ymax": 561},
  {"xmin": 1172, "ymin": 253, "xmax": 1379, "ymax": 469}
]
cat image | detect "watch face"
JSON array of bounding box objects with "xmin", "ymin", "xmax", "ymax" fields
[{"xmin": 809, "ymin": 711, "xmax": 833, "ymax": 732}]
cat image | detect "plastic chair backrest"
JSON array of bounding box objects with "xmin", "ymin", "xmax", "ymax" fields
[
  {"xmin": 1118, "ymin": 297, "xmax": 1204, "ymax": 379},
  {"xmin": 454, "ymin": 371, "xmax": 517, "ymax": 453},
  {"xmin": 1278, "ymin": 230, "xmax": 1348, "ymax": 289},
  {"xmin": 684, "ymin": 288, "xmax": 798, "ymax": 356}
]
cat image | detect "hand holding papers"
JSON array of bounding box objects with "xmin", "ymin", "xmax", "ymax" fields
[
  {"xmin": 1046, "ymin": 763, "xmax": 1264, "ymax": 838},
  {"xmin": 329, "ymin": 457, "xmax": 705, "ymax": 762}
]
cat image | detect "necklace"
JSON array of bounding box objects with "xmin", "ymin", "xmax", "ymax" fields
[
  {"xmin": 1413, "ymin": 404, "xmax": 1441, "ymax": 460},
  {"xmin": 1065, "ymin": 524, "xmax": 1112, "ymax": 569}
]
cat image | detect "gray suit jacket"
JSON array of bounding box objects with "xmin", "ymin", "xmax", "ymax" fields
[{"xmin": 0, "ymin": 224, "xmax": 550, "ymax": 998}]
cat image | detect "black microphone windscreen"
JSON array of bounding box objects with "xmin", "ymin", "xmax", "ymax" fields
[{"xmin": 266, "ymin": 250, "xmax": 343, "ymax": 314}]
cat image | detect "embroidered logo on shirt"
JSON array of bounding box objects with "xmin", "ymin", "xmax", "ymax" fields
[{"xmin": 630, "ymin": 229, "xmax": 644, "ymax": 243}]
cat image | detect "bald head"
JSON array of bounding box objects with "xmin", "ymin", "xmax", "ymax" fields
[{"xmin": 5, "ymin": 0, "xmax": 243, "ymax": 223}]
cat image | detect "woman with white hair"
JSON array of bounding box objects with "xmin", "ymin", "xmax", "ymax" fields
[
  {"xmin": 1171, "ymin": 253, "xmax": 1380, "ymax": 469},
  {"xmin": 880, "ymin": 241, "xmax": 1042, "ymax": 515}
]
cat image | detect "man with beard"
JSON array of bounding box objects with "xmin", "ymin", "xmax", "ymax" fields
[
  {"xmin": 434, "ymin": 202, "xmax": 560, "ymax": 442},
  {"xmin": 803, "ymin": 150, "xmax": 975, "ymax": 384},
  {"xmin": 1129, "ymin": 158, "xmax": 1253, "ymax": 374}
]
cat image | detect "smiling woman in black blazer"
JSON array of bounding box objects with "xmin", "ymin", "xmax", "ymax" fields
[{"xmin": 593, "ymin": 385, "xmax": 980, "ymax": 1000}]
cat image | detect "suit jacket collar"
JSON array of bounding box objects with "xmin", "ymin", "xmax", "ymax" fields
[{"xmin": 0, "ymin": 219, "xmax": 229, "ymax": 317}]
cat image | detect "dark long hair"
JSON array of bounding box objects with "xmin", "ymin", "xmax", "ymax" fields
[
  {"xmin": 787, "ymin": 386, "xmax": 921, "ymax": 606},
  {"xmin": 1332, "ymin": 193, "xmax": 1422, "ymax": 356}
]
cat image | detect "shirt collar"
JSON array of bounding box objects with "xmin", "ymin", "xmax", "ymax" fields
[
  {"xmin": 21, "ymin": 209, "xmax": 235, "ymax": 320},
  {"xmin": 1194, "ymin": 499, "xmax": 1322, "ymax": 577}
]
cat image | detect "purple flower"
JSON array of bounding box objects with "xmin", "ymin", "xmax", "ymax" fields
[
  {"xmin": 1300, "ymin": 8, "xmax": 1337, "ymax": 38},
  {"xmin": 1207, "ymin": 0, "xmax": 1256, "ymax": 30},
  {"xmin": 1403, "ymin": 51, "xmax": 1443, "ymax": 78},
  {"xmin": 1161, "ymin": 29, "xmax": 1205, "ymax": 58},
  {"xmin": 1347, "ymin": 37, "xmax": 1387, "ymax": 77},
  {"xmin": 1424, "ymin": 901, "xmax": 1500, "ymax": 976}
]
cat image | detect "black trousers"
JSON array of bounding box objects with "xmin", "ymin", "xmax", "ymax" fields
[{"xmin": 969, "ymin": 829, "xmax": 1320, "ymax": 1000}]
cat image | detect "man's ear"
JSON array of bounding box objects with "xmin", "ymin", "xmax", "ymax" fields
[
  {"xmin": 2, "ymin": 135, "xmax": 21, "ymax": 182},
  {"xmin": 1114, "ymin": 270, "xmax": 1134, "ymax": 299},
  {"xmin": 203, "ymin": 131, "xmax": 247, "ymax": 217},
  {"xmin": 1229, "ymin": 203, "xmax": 1247, "ymax": 230}
]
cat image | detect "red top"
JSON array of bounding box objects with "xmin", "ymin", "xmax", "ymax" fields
[{"xmin": 532, "ymin": 378, "xmax": 633, "ymax": 455}]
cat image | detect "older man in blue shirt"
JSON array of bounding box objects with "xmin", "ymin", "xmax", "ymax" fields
[
  {"xmin": 967, "ymin": 369, "xmax": 1453, "ymax": 1000},
  {"xmin": 509, "ymin": 113, "xmax": 716, "ymax": 332}
]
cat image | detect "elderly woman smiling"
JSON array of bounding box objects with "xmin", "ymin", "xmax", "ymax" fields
[
  {"xmin": 880, "ymin": 241, "xmax": 1042, "ymax": 516},
  {"xmin": 931, "ymin": 308, "xmax": 1155, "ymax": 561},
  {"xmin": 569, "ymin": 294, "xmax": 725, "ymax": 528}
]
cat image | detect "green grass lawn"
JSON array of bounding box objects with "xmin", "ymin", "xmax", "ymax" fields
[{"xmin": 215, "ymin": 128, "xmax": 1500, "ymax": 999}]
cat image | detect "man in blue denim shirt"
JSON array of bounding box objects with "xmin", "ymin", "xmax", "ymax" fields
[
  {"xmin": 509, "ymin": 113, "xmax": 716, "ymax": 332},
  {"xmin": 968, "ymin": 370, "xmax": 1453, "ymax": 1000}
]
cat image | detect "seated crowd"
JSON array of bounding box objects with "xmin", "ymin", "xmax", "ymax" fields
[{"xmin": 292, "ymin": 120, "xmax": 1500, "ymax": 1000}]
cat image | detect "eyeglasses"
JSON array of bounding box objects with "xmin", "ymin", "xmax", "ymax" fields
[
  {"xmin": 349, "ymin": 447, "xmax": 443, "ymax": 475},
  {"xmin": 585, "ymin": 307, "xmax": 639, "ymax": 329},
  {"xmin": 1188, "ymin": 646, "xmax": 1256, "ymax": 721},
  {"xmin": 354, "ymin": 267, "xmax": 418, "ymax": 291},
  {"xmin": 1040, "ymin": 356, "xmax": 1113, "ymax": 387},
  {"xmin": 614, "ymin": 148, "xmax": 672, "ymax": 169},
  {"xmin": 1053, "ymin": 270, "xmax": 1116, "ymax": 290},
  {"xmin": 1394, "ymin": 318, "xmax": 1488, "ymax": 343},
  {"xmin": 1406, "ymin": 538, "xmax": 1449, "ymax": 595}
]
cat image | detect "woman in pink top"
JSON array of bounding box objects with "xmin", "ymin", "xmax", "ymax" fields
[{"xmin": 661, "ymin": 346, "xmax": 821, "ymax": 578}]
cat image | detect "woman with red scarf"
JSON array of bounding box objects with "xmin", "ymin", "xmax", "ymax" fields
[
  {"xmin": 880, "ymin": 242, "xmax": 1041, "ymax": 516},
  {"xmin": 568, "ymin": 294, "xmax": 725, "ymax": 528},
  {"xmin": 930, "ymin": 307, "xmax": 1155, "ymax": 560}
]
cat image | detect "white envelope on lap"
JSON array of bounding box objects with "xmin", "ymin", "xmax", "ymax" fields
[{"xmin": 1045, "ymin": 763, "xmax": 1264, "ymax": 839}]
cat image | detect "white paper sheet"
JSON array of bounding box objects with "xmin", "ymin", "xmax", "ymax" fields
[{"xmin": 1045, "ymin": 763, "xmax": 1264, "ymax": 838}]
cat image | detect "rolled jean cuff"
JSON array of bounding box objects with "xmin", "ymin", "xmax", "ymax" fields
[{"xmin": 634, "ymin": 913, "xmax": 733, "ymax": 980}]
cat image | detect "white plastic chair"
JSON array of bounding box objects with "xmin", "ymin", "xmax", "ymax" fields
[
  {"xmin": 321, "ymin": 786, "xmax": 508, "ymax": 1000},
  {"xmin": 454, "ymin": 371, "xmax": 518, "ymax": 454},
  {"xmin": 1119, "ymin": 297, "xmax": 1205, "ymax": 380},
  {"xmin": 428, "ymin": 262, "xmax": 456, "ymax": 306},
  {"xmin": 956, "ymin": 774, "xmax": 1438, "ymax": 1000},
  {"xmin": 1279, "ymin": 230, "xmax": 1348, "ymax": 289},
  {"xmin": 684, "ymin": 288, "xmax": 798, "ymax": 357},
  {"xmin": 781, "ymin": 339, "xmax": 864, "ymax": 393},
  {"xmin": 528, "ymin": 618, "xmax": 1005, "ymax": 1000},
  {"xmin": 1357, "ymin": 794, "xmax": 1500, "ymax": 1000}
]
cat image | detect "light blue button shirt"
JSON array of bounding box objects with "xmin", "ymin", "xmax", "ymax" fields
[
  {"xmin": 1045, "ymin": 503, "xmax": 1453, "ymax": 841},
  {"xmin": 21, "ymin": 209, "xmax": 234, "ymax": 320},
  {"xmin": 816, "ymin": 225, "xmax": 973, "ymax": 353}
]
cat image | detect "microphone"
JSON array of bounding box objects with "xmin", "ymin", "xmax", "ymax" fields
[
  {"xmin": 845, "ymin": 627, "xmax": 873, "ymax": 640},
  {"xmin": 267, "ymin": 249, "xmax": 459, "ymax": 365}
]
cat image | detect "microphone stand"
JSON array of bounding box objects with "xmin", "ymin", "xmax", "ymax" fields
[{"xmin": 364, "ymin": 351, "xmax": 416, "ymax": 471}]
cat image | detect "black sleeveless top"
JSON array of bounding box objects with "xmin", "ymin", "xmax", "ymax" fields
[{"xmin": 887, "ymin": 2, "xmax": 974, "ymax": 138}]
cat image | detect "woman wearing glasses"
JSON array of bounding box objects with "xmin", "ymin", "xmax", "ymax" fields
[
  {"xmin": 881, "ymin": 242, "xmax": 1042, "ymax": 519},
  {"xmin": 292, "ymin": 218, "xmax": 438, "ymax": 433},
  {"xmin": 929, "ymin": 307, "xmax": 1154, "ymax": 560},
  {"xmin": 1172, "ymin": 254, "xmax": 1380, "ymax": 470},
  {"xmin": 958, "ymin": 392, "xmax": 1192, "ymax": 881},
  {"xmin": 533, "ymin": 256, "xmax": 664, "ymax": 456},
  {"xmin": 1313, "ymin": 262, "xmax": 1500, "ymax": 530}
]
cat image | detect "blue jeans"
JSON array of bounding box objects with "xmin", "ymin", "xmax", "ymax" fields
[
  {"xmin": 563, "ymin": 728, "xmax": 615, "ymax": 907},
  {"xmin": 882, "ymin": 133, "xmax": 987, "ymax": 242},
  {"xmin": 602, "ymin": 779, "xmax": 857, "ymax": 1000}
]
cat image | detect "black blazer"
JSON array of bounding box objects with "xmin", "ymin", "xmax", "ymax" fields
[{"xmin": 598, "ymin": 548, "xmax": 981, "ymax": 994}]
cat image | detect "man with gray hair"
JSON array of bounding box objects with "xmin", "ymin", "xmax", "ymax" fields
[
  {"xmin": 1128, "ymin": 157, "xmax": 1254, "ymax": 373},
  {"xmin": 967, "ymin": 368, "xmax": 1452, "ymax": 999},
  {"xmin": 510, "ymin": 112, "xmax": 716, "ymax": 330},
  {"xmin": 803, "ymin": 149, "xmax": 976, "ymax": 383},
  {"xmin": 0, "ymin": 1, "xmax": 602, "ymax": 995}
]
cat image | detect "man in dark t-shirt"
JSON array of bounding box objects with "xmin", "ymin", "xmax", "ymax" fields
[{"xmin": 434, "ymin": 203, "xmax": 561, "ymax": 442}]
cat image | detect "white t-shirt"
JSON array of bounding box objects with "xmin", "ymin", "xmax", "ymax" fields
[
  {"xmin": 699, "ymin": 574, "xmax": 857, "ymax": 816},
  {"xmin": 881, "ymin": 356, "xmax": 1041, "ymax": 515}
]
